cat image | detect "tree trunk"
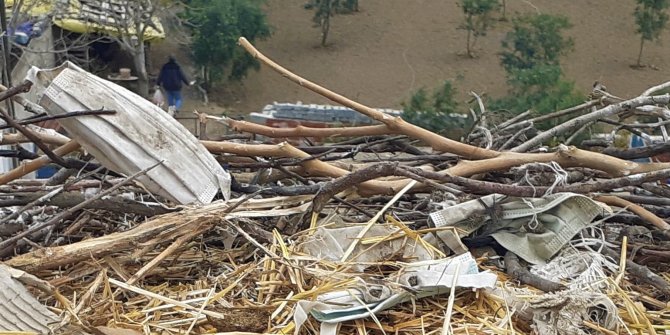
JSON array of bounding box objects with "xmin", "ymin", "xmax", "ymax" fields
[
  {"xmin": 501, "ymin": 0, "xmax": 507, "ymax": 20},
  {"xmin": 321, "ymin": 15, "xmax": 330, "ymax": 46},
  {"xmin": 466, "ymin": 26, "xmax": 472, "ymax": 57},
  {"xmin": 637, "ymin": 38, "xmax": 645, "ymax": 67},
  {"xmin": 134, "ymin": 43, "xmax": 149, "ymax": 98},
  {"xmin": 321, "ymin": 0, "xmax": 332, "ymax": 46}
]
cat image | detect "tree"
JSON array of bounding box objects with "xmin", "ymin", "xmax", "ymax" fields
[
  {"xmin": 491, "ymin": 65, "xmax": 584, "ymax": 124},
  {"xmin": 7, "ymin": 0, "xmax": 165, "ymax": 97},
  {"xmin": 633, "ymin": 0, "xmax": 669, "ymax": 67},
  {"xmin": 500, "ymin": 0, "xmax": 507, "ymax": 21},
  {"xmin": 459, "ymin": 0, "xmax": 499, "ymax": 57},
  {"xmin": 185, "ymin": 0, "xmax": 271, "ymax": 90},
  {"xmin": 500, "ymin": 14, "xmax": 574, "ymax": 71},
  {"xmin": 103, "ymin": 0, "xmax": 163, "ymax": 98},
  {"xmin": 495, "ymin": 14, "xmax": 583, "ymax": 122},
  {"xmin": 401, "ymin": 81, "xmax": 472, "ymax": 138},
  {"xmin": 304, "ymin": 0, "xmax": 358, "ymax": 46}
]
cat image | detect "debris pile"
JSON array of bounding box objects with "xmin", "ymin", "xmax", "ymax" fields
[{"xmin": 0, "ymin": 37, "xmax": 669, "ymax": 335}]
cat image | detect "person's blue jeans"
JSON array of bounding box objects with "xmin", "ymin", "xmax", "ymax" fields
[{"xmin": 165, "ymin": 90, "xmax": 183, "ymax": 110}]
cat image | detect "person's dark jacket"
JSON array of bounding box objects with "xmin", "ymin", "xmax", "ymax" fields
[{"xmin": 157, "ymin": 60, "xmax": 189, "ymax": 91}]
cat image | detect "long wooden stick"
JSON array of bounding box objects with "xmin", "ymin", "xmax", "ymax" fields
[
  {"xmin": 224, "ymin": 117, "xmax": 395, "ymax": 138},
  {"xmin": 0, "ymin": 131, "xmax": 70, "ymax": 146},
  {"xmin": 595, "ymin": 195, "xmax": 670, "ymax": 230},
  {"xmin": 238, "ymin": 37, "xmax": 498, "ymax": 160},
  {"xmin": 0, "ymin": 140, "xmax": 81, "ymax": 185}
]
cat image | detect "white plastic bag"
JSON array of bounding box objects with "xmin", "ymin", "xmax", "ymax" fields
[{"xmin": 152, "ymin": 86, "xmax": 165, "ymax": 108}]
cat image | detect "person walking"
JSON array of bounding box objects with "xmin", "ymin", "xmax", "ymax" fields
[{"xmin": 157, "ymin": 55, "xmax": 194, "ymax": 113}]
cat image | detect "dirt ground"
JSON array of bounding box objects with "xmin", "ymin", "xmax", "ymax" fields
[{"xmin": 153, "ymin": 0, "xmax": 670, "ymax": 117}]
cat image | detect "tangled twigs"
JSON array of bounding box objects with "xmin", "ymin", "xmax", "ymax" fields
[
  {"xmin": 0, "ymin": 107, "xmax": 71, "ymax": 168},
  {"xmin": 311, "ymin": 163, "xmax": 401, "ymax": 214},
  {"xmin": 0, "ymin": 166, "xmax": 104, "ymax": 224},
  {"xmin": 512, "ymin": 94, "xmax": 670, "ymax": 152},
  {"xmin": 0, "ymin": 161, "xmax": 163, "ymax": 253},
  {"xmin": 0, "ymin": 191, "xmax": 173, "ymax": 217},
  {"xmin": 404, "ymin": 167, "xmax": 670, "ymax": 198}
]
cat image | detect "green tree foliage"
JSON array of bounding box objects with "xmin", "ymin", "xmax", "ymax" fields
[
  {"xmin": 634, "ymin": 0, "xmax": 669, "ymax": 66},
  {"xmin": 496, "ymin": 14, "xmax": 583, "ymax": 125},
  {"xmin": 500, "ymin": 14, "xmax": 573, "ymax": 71},
  {"xmin": 491, "ymin": 65, "xmax": 584, "ymax": 125},
  {"xmin": 459, "ymin": 0, "xmax": 499, "ymax": 57},
  {"xmin": 304, "ymin": 0, "xmax": 359, "ymax": 46},
  {"xmin": 185, "ymin": 0, "xmax": 271, "ymax": 89},
  {"xmin": 401, "ymin": 81, "xmax": 472, "ymax": 138}
]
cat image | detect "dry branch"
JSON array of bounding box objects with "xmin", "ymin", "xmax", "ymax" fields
[
  {"xmin": 601, "ymin": 142, "xmax": 670, "ymax": 160},
  {"xmin": 504, "ymin": 251, "xmax": 566, "ymax": 292},
  {"xmin": 0, "ymin": 107, "xmax": 71, "ymax": 168},
  {"xmin": 512, "ymin": 94, "xmax": 670, "ymax": 152},
  {"xmin": 0, "ymin": 140, "xmax": 81, "ymax": 185},
  {"xmin": 4, "ymin": 204, "xmax": 215, "ymax": 272},
  {"xmin": 223, "ymin": 118, "xmax": 394, "ymax": 138},
  {"xmin": 238, "ymin": 37, "xmax": 498, "ymax": 160},
  {"xmin": 0, "ymin": 191, "xmax": 172, "ymax": 217},
  {"xmin": 0, "ymin": 79, "xmax": 32, "ymax": 102},
  {"xmin": 594, "ymin": 195, "xmax": 670, "ymax": 230}
]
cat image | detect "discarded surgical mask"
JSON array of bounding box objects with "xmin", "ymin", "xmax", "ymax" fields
[
  {"xmin": 0, "ymin": 264, "xmax": 60, "ymax": 334},
  {"xmin": 296, "ymin": 225, "xmax": 497, "ymax": 335},
  {"xmin": 429, "ymin": 193, "xmax": 608, "ymax": 264},
  {"xmin": 25, "ymin": 62, "xmax": 230, "ymax": 205}
]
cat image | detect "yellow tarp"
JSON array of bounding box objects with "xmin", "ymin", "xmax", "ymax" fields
[
  {"xmin": 5, "ymin": 0, "xmax": 52, "ymax": 16},
  {"xmin": 53, "ymin": 18, "xmax": 165, "ymax": 41},
  {"xmin": 5, "ymin": 0, "xmax": 165, "ymax": 41}
]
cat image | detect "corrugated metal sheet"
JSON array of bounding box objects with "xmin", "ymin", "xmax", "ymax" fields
[
  {"xmin": 0, "ymin": 265, "xmax": 60, "ymax": 334},
  {"xmin": 27, "ymin": 61, "xmax": 230, "ymax": 204},
  {"xmin": 5, "ymin": 0, "xmax": 164, "ymax": 40}
]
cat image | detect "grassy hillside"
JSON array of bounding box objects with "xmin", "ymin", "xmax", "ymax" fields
[{"xmin": 163, "ymin": 0, "xmax": 670, "ymax": 115}]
